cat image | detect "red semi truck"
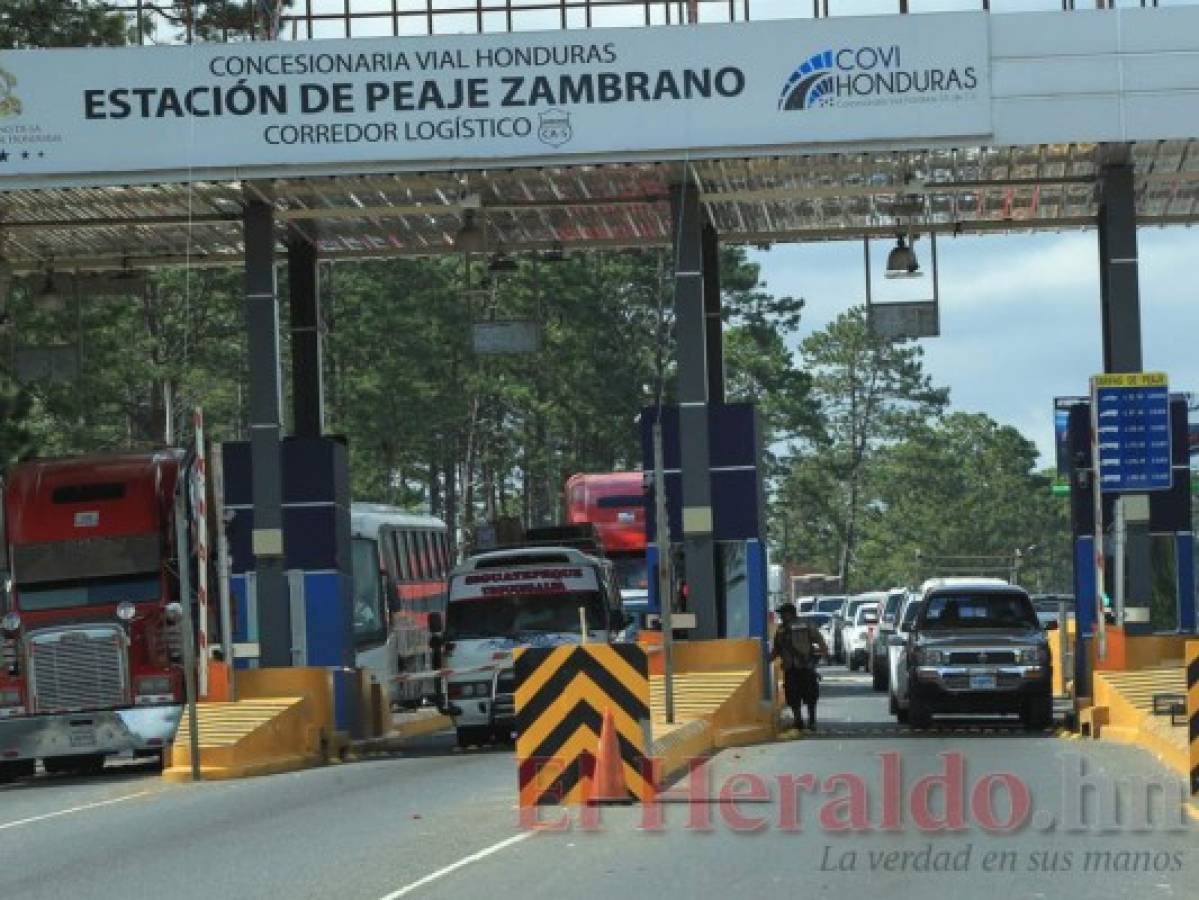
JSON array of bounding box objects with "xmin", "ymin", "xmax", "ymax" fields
[
  {"xmin": 563, "ymin": 472, "xmax": 648, "ymax": 620},
  {"xmin": 0, "ymin": 451, "xmax": 188, "ymax": 781}
]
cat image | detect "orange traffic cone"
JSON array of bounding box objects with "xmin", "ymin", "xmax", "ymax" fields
[{"xmin": 587, "ymin": 707, "xmax": 632, "ymax": 805}]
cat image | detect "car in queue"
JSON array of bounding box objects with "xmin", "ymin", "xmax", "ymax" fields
[
  {"xmin": 813, "ymin": 595, "xmax": 848, "ymax": 660},
  {"xmin": 868, "ymin": 588, "xmax": 907, "ymax": 691},
  {"xmin": 833, "ymin": 593, "xmax": 883, "ymax": 665},
  {"xmin": 844, "ymin": 601, "xmax": 880, "ymax": 671},
  {"xmin": 799, "ymin": 612, "xmax": 834, "ymax": 663},
  {"xmin": 887, "ymin": 590, "xmax": 923, "ymax": 722},
  {"xmin": 904, "ymin": 579, "xmax": 1052, "ymax": 730}
]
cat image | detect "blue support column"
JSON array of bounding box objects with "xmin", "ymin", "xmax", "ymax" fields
[
  {"xmin": 1074, "ymin": 536, "xmax": 1096, "ymax": 700},
  {"xmin": 243, "ymin": 197, "xmax": 290, "ymax": 667},
  {"xmin": 746, "ymin": 539, "xmax": 771, "ymax": 701},
  {"xmin": 1176, "ymin": 532, "xmax": 1195, "ymax": 632}
]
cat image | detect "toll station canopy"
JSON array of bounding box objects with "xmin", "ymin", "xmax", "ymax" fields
[{"xmin": 1, "ymin": 3, "xmax": 1199, "ymax": 270}]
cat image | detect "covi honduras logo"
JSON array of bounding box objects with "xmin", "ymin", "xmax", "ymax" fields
[
  {"xmin": 779, "ymin": 45, "xmax": 978, "ymax": 111},
  {"xmin": 778, "ymin": 50, "xmax": 837, "ymax": 111}
]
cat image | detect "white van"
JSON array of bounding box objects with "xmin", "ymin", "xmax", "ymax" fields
[{"xmin": 442, "ymin": 546, "xmax": 625, "ymax": 748}]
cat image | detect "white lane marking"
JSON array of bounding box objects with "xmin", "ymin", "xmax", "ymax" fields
[
  {"xmin": 378, "ymin": 831, "xmax": 533, "ymax": 899},
  {"xmin": 0, "ymin": 790, "xmax": 152, "ymax": 832}
]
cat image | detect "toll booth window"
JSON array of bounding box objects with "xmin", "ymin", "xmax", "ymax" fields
[
  {"xmin": 1149, "ymin": 534, "xmax": 1178, "ymax": 632},
  {"xmin": 351, "ymin": 538, "xmax": 385, "ymax": 644},
  {"xmin": 719, "ymin": 542, "xmax": 749, "ymax": 638}
]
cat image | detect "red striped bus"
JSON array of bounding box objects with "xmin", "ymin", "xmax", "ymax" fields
[{"xmin": 351, "ymin": 503, "xmax": 450, "ymax": 707}]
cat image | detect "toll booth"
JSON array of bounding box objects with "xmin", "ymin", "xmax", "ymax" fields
[
  {"xmin": 1065, "ymin": 395, "xmax": 1195, "ymax": 694},
  {"xmin": 640, "ymin": 402, "xmax": 768, "ymax": 643},
  {"xmin": 221, "ymin": 437, "xmax": 354, "ymax": 670}
]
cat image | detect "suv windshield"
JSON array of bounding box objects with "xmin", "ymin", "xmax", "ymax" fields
[
  {"xmin": 447, "ymin": 592, "xmax": 606, "ymax": 639},
  {"xmin": 883, "ymin": 591, "xmax": 905, "ymax": 623},
  {"xmin": 17, "ymin": 573, "xmax": 160, "ymax": 612},
  {"xmin": 816, "ymin": 597, "xmax": 845, "ymax": 613},
  {"xmin": 918, "ymin": 592, "xmax": 1040, "ymax": 630},
  {"xmin": 845, "ymin": 597, "xmax": 875, "ymax": 618}
]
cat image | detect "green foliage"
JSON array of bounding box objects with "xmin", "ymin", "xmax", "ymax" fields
[
  {"xmin": 773, "ymin": 309, "xmax": 1070, "ymax": 596},
  {"xmin": 0, "ymin": 245, "xmax": 809, "ymax": 553},
  {"xmin": 853, "ymin": 413, "xmax": 1071, "ymax": 593},
  {"xmin": 159, "ymin": 1, "xmax": 296, "ymax": 42},
  {"xmin": 776, "ymin": 306, "xmax": 948, "ymax": 587},
  {"xmin": 0, "ymin": 1, "xmax": 130, "ymax": 48}
]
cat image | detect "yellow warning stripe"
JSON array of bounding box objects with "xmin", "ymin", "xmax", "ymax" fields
[
  {"xmin": 580, "ymin": 644, "xmax": 649, "ymax": 694},
  {"xmin": 513, "ymin": 645, "xmax": 575, "ymax": 709},
  {"xmin": 516, "ymin": 670, "xmax": 646, "ymax": 754},
  {"xmin": 517, "ymin": 725, "xmax": 652, "ymax": 807}
]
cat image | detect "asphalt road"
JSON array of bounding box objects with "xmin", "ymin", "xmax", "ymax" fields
[{"xmin": 1, "ymin": 667, "xmax": 1193, "ymax": 900}]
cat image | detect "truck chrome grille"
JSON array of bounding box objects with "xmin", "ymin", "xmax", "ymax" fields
[
  {"xmin": 29, "ymin": 627, "xmax": 127, "ymax": 713},
  {"xmin": 948, "ymin": 650, "xmax": 1016, "ymax": 665}
]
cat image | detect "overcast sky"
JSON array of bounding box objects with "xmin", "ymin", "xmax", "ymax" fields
[{"xmin": 749, "ymin": 226, "xmax": 1199, "ymax": 467}]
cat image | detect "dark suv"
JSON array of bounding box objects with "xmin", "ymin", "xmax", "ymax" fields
[{"xmin": 905, "ymin": 581, "xmax": 1052, "ymax": 730}]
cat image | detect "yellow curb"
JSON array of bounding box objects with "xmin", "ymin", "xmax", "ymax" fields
[{"xmin": 393, "ymin": 713, "xmax": 454, "ymax": 741}]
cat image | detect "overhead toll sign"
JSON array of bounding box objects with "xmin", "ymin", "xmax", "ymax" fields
[
  {"xmin": 0, "ymin": 14, "xmax": 989, "ymax": 185},
  {"xmin": 1089, "ymin": 372, "xmax": 1172, "ymax": 493}
]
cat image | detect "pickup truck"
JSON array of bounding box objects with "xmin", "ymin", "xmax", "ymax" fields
[{"xmin": 904, "ymin": 579, "xmax": 1052, "ymax": 730}]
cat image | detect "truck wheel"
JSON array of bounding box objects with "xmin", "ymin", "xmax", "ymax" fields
[
  {"xmin": 456, "ymin": 726, "xmax": 491, "ymax": 750},
  {"xmin": 491, "ymin": 726, "xmax": 516, "ymax": 746},
  {"xmin": 908, "ymin": 694, "xmax": 932, "ymax": 730},
  {"xmin": 872, "ymin": 663, "xmax": 887, "ymax": 692},
  {"xmin": 1021, "ymin": 695, "xmax": 1053, "ymax": 732}
]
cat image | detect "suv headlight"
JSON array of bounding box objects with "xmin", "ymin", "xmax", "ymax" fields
[
  {"xmin": 0, "ymin": 612, "xmax": 20, "ymax": 634},
  {"xmin": 1016, "ymin": 645, "xmax": 1049, "ymax": 665}
]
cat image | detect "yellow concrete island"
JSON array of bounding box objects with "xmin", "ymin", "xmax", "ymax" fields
[
  {"xmin": 1076, "ymin": 634, "xmax": 1194, "ymax": 788},
  {"xmin": 163, "ymin": 667, "xmax": 337, "ymax": 783},
  {"xmin": 646, "ymin": 639, "xmax": 777, "ymax": 785}
]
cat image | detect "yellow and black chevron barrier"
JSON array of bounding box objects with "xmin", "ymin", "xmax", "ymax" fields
[
  {"xmin": 515, "ymin": 644, "xmax": 652, "ymax": 807},
  {"xmin": 1188, "ymin": 640, "xmax": 1198, "ymax": 795}
]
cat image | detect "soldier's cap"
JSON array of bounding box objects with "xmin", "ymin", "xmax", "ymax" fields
[{"xmin": 777, "ymin": 602, "xmax": 797, "ymax": 617}]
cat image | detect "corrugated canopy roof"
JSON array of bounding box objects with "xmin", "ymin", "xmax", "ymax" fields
[{"xmin": 2, "ymin": 140, "xmax": 1198, "ymax": 272}]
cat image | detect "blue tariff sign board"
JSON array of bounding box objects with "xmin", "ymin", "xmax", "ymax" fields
[{"xmin": 1090, "ymin": 372, "xmax": 1172, "ymax": 493}]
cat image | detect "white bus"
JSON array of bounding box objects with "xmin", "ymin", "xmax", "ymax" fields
[
  {"xmin": 351, "ymin": 503, "xmax": 451, "ymax": 707},
  {"xmin": 443, "ymin": 546, "xmax": 625, "ymax": 748}
]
